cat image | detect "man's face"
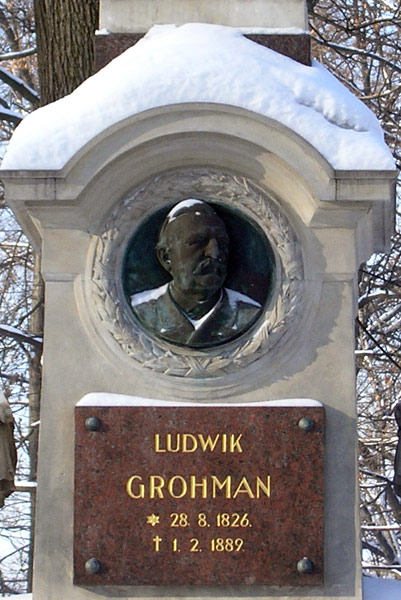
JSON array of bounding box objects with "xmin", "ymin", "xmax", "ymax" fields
[{"xmin": 161, "ymin": 209, "xmax": 229, "ymax": 299}]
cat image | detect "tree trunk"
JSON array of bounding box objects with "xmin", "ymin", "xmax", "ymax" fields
[
  {"xmin": 34, "ymin": 0, "xmax": 99, "ymax": 105},
  {"xmin": 27, "ymin": 254, "xmax": 44, "ymax": 592},
  {"xmin": 27, "ymin": 1, "xmax": 98, "ymax": 590}
]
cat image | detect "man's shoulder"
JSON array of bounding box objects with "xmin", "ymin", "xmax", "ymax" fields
[
  {"xmin": 221, "ymin": 288, "xmax": 262, "ymax": 330},
  {"xmin": 130, "ymin": 283, "xmax": 171, "ymax": 329},
  {"xmin": 224, "ymin": 288, "xmax": 261, "ymax": 311},
  {"xmin": 131, "ymin": 283, "xmax": 169, "ymax": 309}
]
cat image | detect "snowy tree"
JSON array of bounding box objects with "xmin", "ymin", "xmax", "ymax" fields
[
  {"xmin": 0, "ymin": 1, "xmax": 38, "ymax": 594},
  {"xmin": 0, "ymin": 1, "xmax": 37, "ymax": 132},
  {"xmin": 0, "ymin": 1, "xmax": 98, "ymax": 594},
  {"xmin": 309, "ymin": 0, "xmax": 401, "ymax": 579}
]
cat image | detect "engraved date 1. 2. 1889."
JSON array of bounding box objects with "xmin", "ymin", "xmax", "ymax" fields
[{"xmin": 147, "ymin": 512, "xmax": 251, "ymax": 554}]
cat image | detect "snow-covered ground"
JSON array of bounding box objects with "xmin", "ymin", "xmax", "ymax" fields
[
  {"xmin": 1, "ymin": 23, "xmax": 395, "ymax": 171},
  {"xmin": 5, "ymin": 577, "xmax": 401, "ymax": 599},
  {"xmin": 363, "ymin": 575, "xmax": 401, "ymax": 599}
]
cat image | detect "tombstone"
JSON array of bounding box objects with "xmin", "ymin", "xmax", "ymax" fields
[{"xmin": 0, "ymin": 1, "xmax": 396, "ymax": 599}]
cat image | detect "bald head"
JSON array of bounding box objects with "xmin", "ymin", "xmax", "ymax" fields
[{"xmin": 157, "ymin": 199, "xmax": 224, "ymax": 251}]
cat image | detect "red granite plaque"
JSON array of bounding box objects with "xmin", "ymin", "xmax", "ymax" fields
[{"xmin": 74, "ymin": 405, "xmax": 324, "ymax": 586}]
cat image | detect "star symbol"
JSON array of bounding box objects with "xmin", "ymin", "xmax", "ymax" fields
[{"xmin": 146, "ymin": 514, "xmax": 160, "ymax": 527}]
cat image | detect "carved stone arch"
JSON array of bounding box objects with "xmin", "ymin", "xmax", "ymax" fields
[{"xmin": 50, "ymin": 104, "xmax": 336, "ymax": 233}]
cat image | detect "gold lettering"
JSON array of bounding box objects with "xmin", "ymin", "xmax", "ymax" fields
[
  {"xmin": 126, "ymin": 475, "xmax": 145, "ymax": 499},
  {"xmin": 149, "ymin": 475, "xmax": 165, "ymax": 498},
  {"xmin": 233, "ymin": 476, "xmax": 255, "ymax": 499},
  {"xmin": 166, "ymin": 434, "xmax": 180, "ymax": 452},
  {"xmin": 168, "ymin": 475, "xmax": 187, "ymax": 498},
  {"xmin": 198, "ymin": 434, "xmax": 220, "ymax": 452},
  {"xmin": 126, "ymin": 474, "xmax": 271, "ymax": 499},
  {"xmin": 229, "ymin": 434, "xmax": 243, "ymax": 453},
  {"xmin": 153, "ymin": 432, "xmax": 244, "ymax": 453},
  {"xmin": 211, "ymin": 475, "xmax": 232, "ymax": 498},
  {"xmin": 182, "ymin": 434, "xmax": 198, "ymax": 453},
  {"xmin": 154, "ymin": 434, "xmax": 166, "ymax": 453},
  {"xmin": 256, "ymin": 476, "xmax": 271, "ymax": 498},
  {"xmin": 190, "ymin": 475, "xmax": 208, "ymax": 498},
  {"xmin": 221, "ymin": 434, "xmax": 227, "ymax": 452}
]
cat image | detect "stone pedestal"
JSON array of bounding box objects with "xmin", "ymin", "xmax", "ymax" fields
[{"xmin": 99, "ymin": 0, "xmax": 308, "ymax": 32}]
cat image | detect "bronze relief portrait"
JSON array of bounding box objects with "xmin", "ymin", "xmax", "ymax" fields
[{"xmin": 123, "ymin": 199, "xmax": 275, "ymax": 348}]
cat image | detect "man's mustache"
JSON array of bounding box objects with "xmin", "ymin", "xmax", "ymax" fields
[{"xmin": 192, "ymin": 258, "xmax": 226, "ymax": 276}]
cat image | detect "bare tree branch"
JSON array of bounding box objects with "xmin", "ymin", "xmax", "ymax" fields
[
  {"xmin": 311, "ymin": 35, "xmax": 401, "ymax": 75},
  {"xmin": 0, "ymin": 108, "xmax": 23, "ymax": 125},
  {"xmin": 0, "ymin": 47, "xmax": 36, "ymax": 61},
  {"xmin": 0, "ymin": 325, "xmax": 42, "ymax": 350},
  {"xmin": 0, "ymin": 66, "xmax": 39, "ymax": 104}
]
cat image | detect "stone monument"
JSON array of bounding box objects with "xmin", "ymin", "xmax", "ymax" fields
[{"xmin": 0, "ymin": 1, "xmax": 397, "ymax": 599}]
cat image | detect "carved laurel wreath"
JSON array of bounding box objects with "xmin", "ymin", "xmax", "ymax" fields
[{"xmin": 91, "ymin": 169, "xmax": 304, "ymax": 378}]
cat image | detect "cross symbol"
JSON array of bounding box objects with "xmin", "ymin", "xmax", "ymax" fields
[{"xmin": 152, "ymin": 535, "xmax": 162, "ymax": 551}]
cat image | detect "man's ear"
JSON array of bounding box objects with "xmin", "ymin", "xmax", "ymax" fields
[{"xmin": 157, "ymin": 247, "xmax": 171, "ymax": 272}]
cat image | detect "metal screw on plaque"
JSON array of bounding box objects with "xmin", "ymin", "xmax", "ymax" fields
[
  {"xmin": 298, "ymin": 417, "xmax": 314, "ymax": 432},
  {"xmin": 297, "ymin": 557, "xmax": 314, "ymax": 575},
  {"xmin": 85, "ymin": 558, "xmax": 101, "ymax": 575},
  {"xmin": 85, "ymin": 416, "xmax": 101, "ymax": 432}
]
